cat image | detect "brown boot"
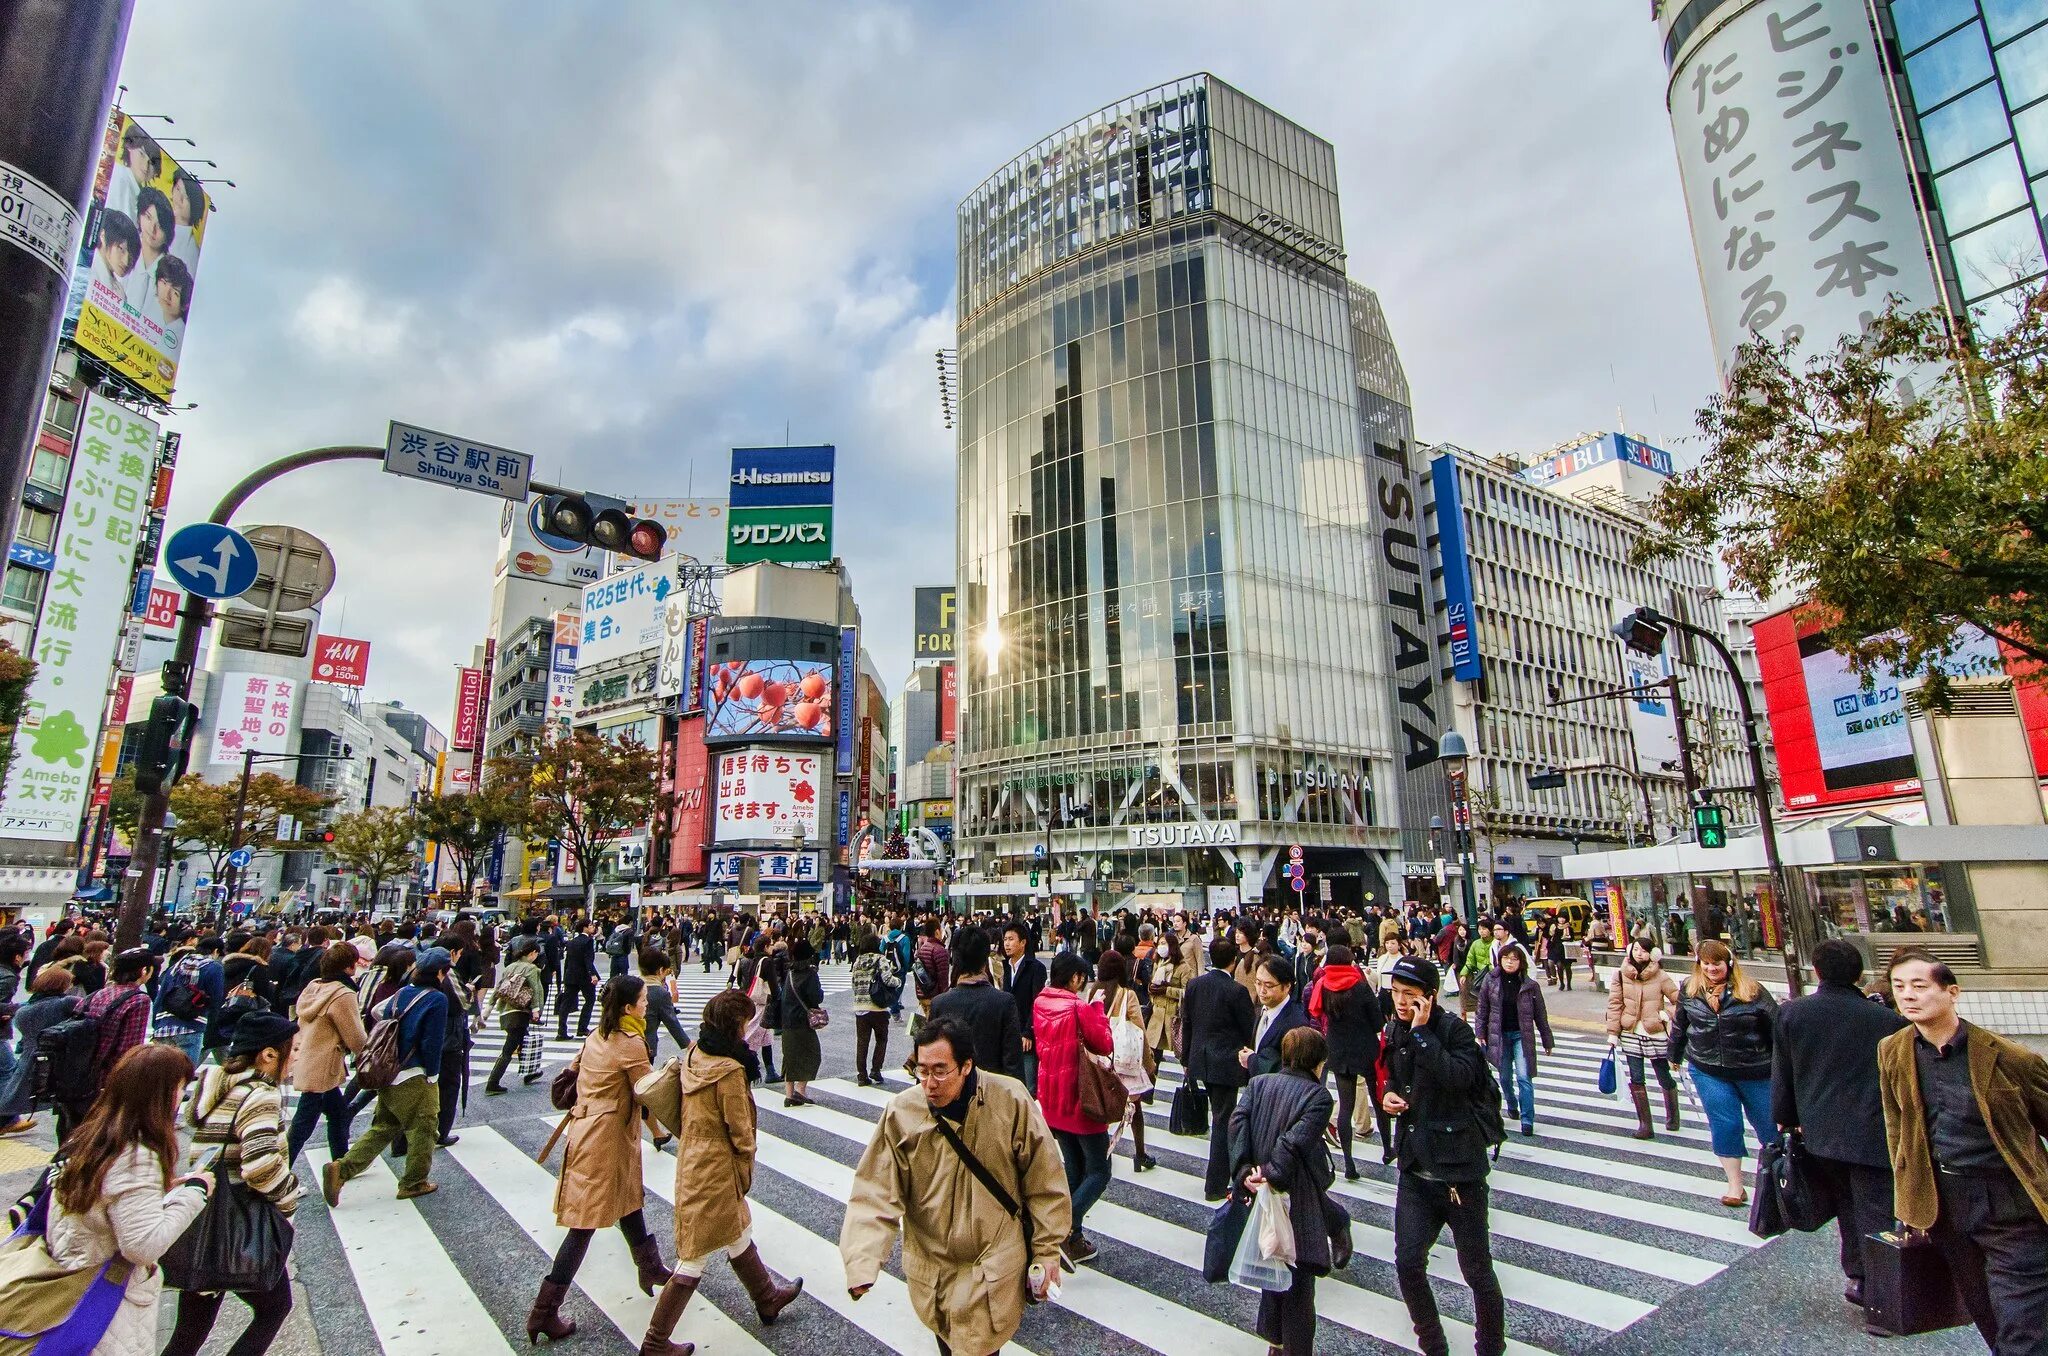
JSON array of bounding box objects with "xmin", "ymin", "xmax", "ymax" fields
[
  {"xmin": 1662, "ymin": 1083, "xmax": 1681, "ymax": 1131},
  {"xmin": 630, "ymin": 1234, "xmax": 674, "ymax": 1297},
  {"xmin": 1629, "ymin": 1084, "xmax": 1654, "ymax": 1140},
  {"xmin": 729, "ymin": 1243, "xmax": 802, "ymax": 1323},
  {"xmin": 525, "ymin": 1278, "xmax": 577, "ymax": 1344},
  {"xmin": 639, "ymin": 1274, "xmax": 698, "ymax": 1356}
]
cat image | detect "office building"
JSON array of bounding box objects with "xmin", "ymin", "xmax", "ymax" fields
[
  {"xmin": 954, "ymin": 75, "xmax": 1403, "ymax": 910},
  {"xmin": 1424, "ymin": 437, "xmax": 1747, "ymax": 904}
]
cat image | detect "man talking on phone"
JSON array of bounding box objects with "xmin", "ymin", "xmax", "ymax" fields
[{"xmin": 1378, "ymin": 955, "xmax": 1507, "ymax": 1356}]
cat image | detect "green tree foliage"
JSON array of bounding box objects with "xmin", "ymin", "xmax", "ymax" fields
[
  {"xmin": 167, "ymin": 773, "xmax": 334, "ymax": 879},
  {"xmin": 324, "ymin": 805, "xmax": 421, "ymax": 910},
  {"xmin": 0, "ymin": 643, "xmax": 35, "ymax": 790},
  {"xmin": 414, "ymin": 781, "xmax": 525, "ymax": 903},
  {"xmin": 1638, "ymin": 293, "xmax": 2048, "ymax": 697},
  {"xmin": 499, "ymin": 730, "xmax": 668, "ymax": 912}
]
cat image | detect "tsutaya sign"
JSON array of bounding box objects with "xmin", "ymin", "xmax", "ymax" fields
[{"xmin": 1129, "ymin": 820, "xmax": 1241, "ymax": 849}]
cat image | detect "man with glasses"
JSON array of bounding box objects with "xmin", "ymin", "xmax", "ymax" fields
[{"xmin": 841, "ymin": 1015, "xmax": 1070, "ymax": 1356}]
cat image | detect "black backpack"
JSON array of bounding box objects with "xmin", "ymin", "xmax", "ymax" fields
[
  {"xmin": 1469, "ymin": 1049, "xmax": 1508, "ymax": 1155},
  {"xmin": 33, "ymin": 989, "xmax": 146, "ymax": 1106},
  {"xmin": 157, "ymin": 955, "xmax": 210, "ymax": 1024}
]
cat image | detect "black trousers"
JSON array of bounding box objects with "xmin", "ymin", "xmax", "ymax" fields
[
  {"xmin": 1806, "ymin": 1154, "xmax": 1894, "ymax": 1285},
  {"xmin": 854, "ymin": 1010, "xmax": 889, "ymax": 1079},
  {"xmin": 437, "ymin": 1045, "xmax": 467, "ymax": 1139},
  {"xmin": 1332, "ymin": 1073, "xmax": 1391, "ymax": 1170},
  {"xmin": 1204, "ymin": 1082, "xmax": 1241, "ymax": 1197},
  {"xmin": 1932, "ymin": 1168, "xmax": 2048, "ymax": 1356},
  {"xmin": 159, "ymin": 1274, "xmax": 293, "ymax": 1356},
  {"xmin": 1394, "ymin": 1174, "xmax": 1506, "ymax": 1356},
  {"xmin": 558, "ymin": 979, "xmax": 594, "ymax": 1038},
  {"xmin": 487, "ymin": 1009, "xmax": 530, "ymax": 1091},
  {"xmin": 1256, "ymin": 1265, "xmax": 1318, "ymax": 1355}
]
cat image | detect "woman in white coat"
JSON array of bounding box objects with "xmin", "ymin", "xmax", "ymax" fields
[{"xmin": 43, "ymin": 1043, "xmax": 212, "ymax": 1356}]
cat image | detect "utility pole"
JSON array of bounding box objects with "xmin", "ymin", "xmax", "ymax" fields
[{"xmin": 0, "ymin": 1, "xmax": 134, "ymax": 556}]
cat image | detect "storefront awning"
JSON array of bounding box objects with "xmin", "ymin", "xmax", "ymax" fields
[{"xmin": 1563, "ymin": 819, "xmax": 2048, "ymax": 881}]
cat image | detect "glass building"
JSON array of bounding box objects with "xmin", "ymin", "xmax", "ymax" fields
[{"xmin": 953, "ymin": 75, "xmax": 1404, "ymax": 908}]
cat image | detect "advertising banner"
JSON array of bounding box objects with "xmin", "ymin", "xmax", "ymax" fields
[
  {"xmin": 939, "ymin": 662, "xmax": 958, "ymax": 744},
  {"xmin": 498, "ymin": 496, "xmax": 601, "ymax": 588},
  {"xmin": 705, "ymin": 657, "xmax": 833, "ymax": 741},
  {"xmin": 0, "ymin": 397, "xmax": 158, "ymax": 841},
  {"xmin": 836, "ymin": 626, "xmax": 858, "ymax": 775},
  {"xmin": 713, "ymin": 749, "xmax": 823, "ymax": 843},
  {"xmin": 143, "ymin": 586, "xmax": 179, "ymax": 630},
  {"xmin": 208, "ymin": 672, "xmax": 298, "ymax": 766},
  {"xmin": 655, "ymin": 600, "xmax": 689, "ymax": 700},
  {"xmin": 669, "ymin": 716, "xmax": 708, "ymax": 878},
  {"xmin": 683, "ymin": 615, "xmax": 706, "ymax": 714},
  {"xmin": 1615, "ymin": 615, "xmax": 1681, "ymax": 775},
  {"xmin": 547, "ymin": 612, "xmax": 579, "ymax": 738},
  {"xmin": 708, "ymin": 850, "xmax": 820, "ymax": 887},
  {"xmin": 64, "ymin": 115, "xmax": 213, "ymax": 400},
  {"xmin": 724, "ymin": 504, "xmax": 833, "ymax": 565},
  {"xmin": 914, "ymin": 587, "xmax": 956, "ymax": 658},
  {"xmin": 1430, "ymin": 455, "xmax": 1483, "ymax": 682},
  {"xmin": 627, "ymin": 498, "xmax": 729, "ymax": 565},
  {"xmin": 453, "ymin": 666, "xmax": 485, "ymax": 749},
  {"xmin": 312, "ymin": 634, "xmax": 371, "ymax": 687},
  {"xmin": 1666, "ymin": 0, "xmax": 1940, "ymax": 380},
  {"xmin": 579, "ymin": 561, "xmax": 672, "ymax": 668},
  {"xmin": 727, "ymin": 445, "xmax": 836, "ymax": 508}
]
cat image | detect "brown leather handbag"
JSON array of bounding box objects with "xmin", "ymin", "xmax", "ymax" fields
[{"xmin": 1076, "ymin": 1050, "xmax": 1129, "ymax": 1126}]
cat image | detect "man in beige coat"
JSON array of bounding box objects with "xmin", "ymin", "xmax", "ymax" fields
[{"xmin": 840, "ymin": 1014, "xmax": 1071, "ymax": 1356}]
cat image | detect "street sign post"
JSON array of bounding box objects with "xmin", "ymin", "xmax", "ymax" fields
[
  {"xmin": 227, "ymin": 847, "xmax": 252, "ymax": 870},
  {"xmin": 220, "ymin": 525, "xmax": 338, "ymax": 658},
  {"xmin": 383, "ymin": 421, "xmax": 533, "ymax": 501},
  {"xmin": 163, "ymin": 524, "xmax": 258, "ymax": 600}
]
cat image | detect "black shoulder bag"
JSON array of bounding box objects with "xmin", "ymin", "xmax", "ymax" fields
[{"xmin": 929, "ymin": 1111, "xmax": 1038, "ymax": 1295}]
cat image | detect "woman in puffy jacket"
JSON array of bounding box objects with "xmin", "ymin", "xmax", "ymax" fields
[
  {"xmin": 1308, "ymin": 944, "xmax": 1382, "ymax": 1177},
  {"xmin": 1667, "ymin": 938, "xmax": 1778, "ymax": 1206},
  {"xmin": 1031, "ymin": 951, "xmax": 1115, "ymax": 1267},
  {"xmin": 1603, "ymin": 937, "xmax": 1681, "ymax": 1140},
  {"xmin": 1474, "ymin": 941, "xmax": 1554, "ymax": 1137}
]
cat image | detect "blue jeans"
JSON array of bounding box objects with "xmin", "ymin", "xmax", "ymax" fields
[
  {"xmin": 1500, "ymin": 1032, "xmax": 1535, "ymax": 1130},
  {"xmin": 287, "ymin": 1087, "xmax": 352, "ymax": 1164},
  {"xmin": 1054, "ymin": 1128, "xmax": 1111, "ymax": 1231},
  {"xmin": 155, "ymin": 1029, "xmax": 204, "ymax": 1068},
  {"xmin": 1689, "ymin": 1067, "xmax": 1773, "ymax": 1159}
]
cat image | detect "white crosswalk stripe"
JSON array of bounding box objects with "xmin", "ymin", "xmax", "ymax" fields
[{"xmin": 295, "ymin": 986, "xmax": 1772, "ymax": 1356}]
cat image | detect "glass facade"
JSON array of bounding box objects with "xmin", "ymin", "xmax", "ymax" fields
[
  {"xmin": 1887, "ymin": 0, "xmax": 2048, "ymax": 330},
  {"xmin": 955, "ymin": 76, "xmax": 1398, "ymax": 900}
]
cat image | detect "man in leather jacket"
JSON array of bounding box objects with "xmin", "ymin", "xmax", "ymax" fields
[{"xmin": 1379, "ymin": 955, "xmax": 1506, "ymax": 1356}]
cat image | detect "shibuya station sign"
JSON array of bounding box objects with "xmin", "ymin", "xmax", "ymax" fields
[{"xmin": 1128, "ymin": 820, "xmax": 1241, "ymax": 849}]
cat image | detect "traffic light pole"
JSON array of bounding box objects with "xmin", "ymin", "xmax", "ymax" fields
[{"xmin": 115, "ymin": 441, "xmax": 578, "ymax": 946}]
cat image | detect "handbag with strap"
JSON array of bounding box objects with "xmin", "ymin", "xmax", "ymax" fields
[
  {"xmin": 160, "ymin": 1163, "xmax": 292, "ymax": 1295},
  {"xmin": 0, "ymin": 1155, "xmax": 141, "ymax": 1353},
  {"xmin": 1169, "ymin": 1075, "xmax": 1209, "ymax": 1137},
  {"xmin": 550, "ymin": 1056, "xmax": 580, "ymax": 1112},
  {"xmin": 929, "ymin": 1110, "xmax": 1038, "ymax": 1301},
  {"xmin": 1076, "ymin": 1050, "xmax": 1130, "ymax": 1127}
]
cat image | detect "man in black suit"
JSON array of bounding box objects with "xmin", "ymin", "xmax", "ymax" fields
[
  {"xmin": 559, "ymin": 918, "xmax": 599, "ymax": 1040},
  {"xmin": 1772, "ymin": 937, "xmax": 1908, "ymax": 1307},
  {"xmin": 998, "ymin": 919, "xmax": 1047, "ymax": 1093},
  {"xmin": 931, "ymin": 925, "xmax": 1024, "ymax": 1079},
  {"xmin": 1248, "ymin": 954, "xmax": 1311, "ymax": 1076},
  {"xmin": 1179, "ymin": 936, "xmax": 1258, "ymax": 1199}
]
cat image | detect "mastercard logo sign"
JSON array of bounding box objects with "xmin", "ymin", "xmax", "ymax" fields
[{"xmin": 515, "ymin": 550, "xmax": 553, "ymax": 577}]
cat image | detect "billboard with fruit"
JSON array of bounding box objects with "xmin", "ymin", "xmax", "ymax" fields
[{"xmin": 704, "ymin": 658, "xmax": 834, "ymax": 743}]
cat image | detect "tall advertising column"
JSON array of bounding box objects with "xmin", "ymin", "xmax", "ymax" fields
[{"xmin": 0, "ymin": 0, "xmax": 135, "ymax": 557}]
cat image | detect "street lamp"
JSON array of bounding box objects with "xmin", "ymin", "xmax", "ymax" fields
[
  {"xmin": 1436, "ymin": 732, "xmax": 1480, "ymax": 928},
  {"xmin": 1615, "ymin": 605, "xmax": 1811, "ymax": 996}
]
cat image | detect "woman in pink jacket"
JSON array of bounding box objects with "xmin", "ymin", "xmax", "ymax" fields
[{"xmin": 1031, "ymin": 951, "xmax": 1115, "ymax": 1267}]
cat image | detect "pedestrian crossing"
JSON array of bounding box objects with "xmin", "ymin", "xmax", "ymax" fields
[{"xmin": 296, "ymin": 1011, "xmax": 1783, "ymax": 1356}]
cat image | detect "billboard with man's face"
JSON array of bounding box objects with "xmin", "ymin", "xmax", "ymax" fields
[{"xmin": 65, "ymin": 114, "xmax": 213, "ymax": 399}]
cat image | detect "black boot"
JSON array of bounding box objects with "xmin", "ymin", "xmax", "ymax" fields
[{"xmin": 526, "ymin": 1278, "xmax": 577, "ymax": 1343}]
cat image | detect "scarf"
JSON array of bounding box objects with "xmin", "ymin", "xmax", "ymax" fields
[
  {"xmin": 697, "ymin": 1023, "xmax": 762, "ymax": 1084},
  {"xmin": 619, "ymin": 1013, "xmax": 646, "ymax": 1038},
  {"xmin": 1307, "ymin": 963, "xmax": 1363, "ymax": 1024}
]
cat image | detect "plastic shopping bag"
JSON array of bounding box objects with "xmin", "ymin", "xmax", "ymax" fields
[
  {"xmin": 1255, "ymin": 1182, "xmax": 1296, "ymax": 1265},
  {"xmin": 1229, "ymin": 1195, "xmax": 1293, "ymax": 1292}
]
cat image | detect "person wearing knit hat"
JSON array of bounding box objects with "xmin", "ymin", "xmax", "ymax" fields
[{"xmin": 222, "ymin": 1010, "xmax": 298, "ymax": 1057}]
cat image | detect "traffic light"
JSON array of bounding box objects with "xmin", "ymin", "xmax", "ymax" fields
[
  {"xmin": 1029, "ymin": 870, "xmax": 1039, "ymax": 888},
  {"xmin": 320, "ymin": 829, "xmax": 336, "ymax": 844},
  {"xmin": 1694, "ymin": 803, "xmax": 1728, "ymax": 849},
  {"xmin": 1527, "ymin": 769, "xmax": 1568, "ymax": 791},
  {"xmin": 133, "ymin": 695, "xmax": 197, "ymax": 795},
  {"xmin": 537, "ymin": 492, "xmax": 667, "ymax": 562}
]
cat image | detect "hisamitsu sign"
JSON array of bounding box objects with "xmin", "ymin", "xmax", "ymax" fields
[
  {"xmin": 728, "ymin": 445, "xmax": 835, "ymax": 508},
  {"xmin": 726, "ymin": 505, "xmax": 832, "ymax": 565},
  {"xmin": 384, "ymin": 421, "xmax": 532, "ymax": 502}
]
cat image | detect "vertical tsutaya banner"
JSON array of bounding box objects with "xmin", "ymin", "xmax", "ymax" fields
[
  {"xmin": 836, "ymin": 626, "xmax": 858, "ymax": 777},
  {"xmin": 1664, "ymin": 0, "xmax": 1941, "ymax": 379},
  {"xmin": 208, "ymin": 672, "xmax": 298, "ymax": 766},
  {"xmin": 914, "ymin": 587, "xmax": 956, "ymax": 659},
  {"xmin": 65, "ymin": 115, "xmax": 214, "ymax": 399},
  {"xmin": 453, "ymin": 667, "xmax": 485, "ymax": 749},
  {"xmin": 0, "ymin": 397, "xmax": 158, "ymax": 840},
  {"xmin": 1430, "ymin": 455, "xmax": 1482, "ymax": 682},
  {"xmin": 548, "ymin": 612, "xmax": 579, "ymax": 738}
]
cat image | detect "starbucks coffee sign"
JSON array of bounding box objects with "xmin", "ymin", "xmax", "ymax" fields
[{"xmin": 1128, "ymin": 821, "xmax": 1241, "ymax": 849}]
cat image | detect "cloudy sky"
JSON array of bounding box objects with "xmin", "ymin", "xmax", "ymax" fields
[{"xmin": 120, "ymin": 2, "xmax": 1718, "ymax": 737}]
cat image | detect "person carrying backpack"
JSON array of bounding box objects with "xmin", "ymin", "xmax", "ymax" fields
[
  {"xmin": 606, "ymin": 918, "xmax": 636, "ymax": 980},
  {"xmin": 150, "ymin": 936, "xmax": 224, "ymax": 1067},
  {"xmin": 46, "ymin": 947, "xmax": 157, "ymax": 1141},
  {"xmin": 1377, "ymin": 954, "xmax": 1506, "ymax": 1356}
]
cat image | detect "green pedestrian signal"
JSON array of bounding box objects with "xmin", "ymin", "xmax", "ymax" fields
[
  {"xmin": 1233, "ymin": 861, "xmax": 1244, "ymax": 880},
  {"xmin": 1694, "ymin": 803, "xmax": 1728, "ymax": 849},
  {"xmin": 1029, "ymin": 870, "xmax": 1039, "ymax": 888}
]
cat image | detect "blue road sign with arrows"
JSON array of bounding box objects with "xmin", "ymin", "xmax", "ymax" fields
[
  {"xmin": 227, "ymin": 847, "xmax": 253, "ymax": 870},
  {"xmin": 164, "ymin": 524, "xmax": 258, "ymax": 600}
]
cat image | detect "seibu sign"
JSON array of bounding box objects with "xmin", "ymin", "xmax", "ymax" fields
[{"xmin": 1128, "ymin": 820, "xmax": 1241, "ymax": 849}]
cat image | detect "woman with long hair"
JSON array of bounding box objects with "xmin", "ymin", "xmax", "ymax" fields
[
  {"xmin": 1310, "ymin": 943, "xmax": 1384, "ymax": 1176},
  {"xmin": 1474, "ymin": 940, "xmax": 1555, "ymax": 1137},
  {"xmin": 286, "ymin": 942, "xmax": 368, "ymax": 1164},
  {"xmin": 637, "ymin": 990, "xmax": 803, "ymax": 1356},
  {"xmin": 526, "ymin": 976, "xmax": 672, "ymax": 1344},
  {"xmin": 1604, "ymin": 936, "xmax": 1681, "ymax": 1139},
  {"xmin": 1091, "ymin": 949, "xmax": 1156, "ymax": 1170},
  {"xmin": 1668, "ymin": 939, "xmax": 1778, "ymax": 1206},
  {"xmin": 0, "ymin": 967, "xmax": 78, "ymax": 1131},
  {"xmin": 737, "ymin": 935, "xmax": 781, "ymax": 1085},
  {"xmin": 777, "ymin": 939, "xmax": 825, "ymax": 1107},
  {"xmin": 40, "ymin": 1044, "xmax": 211, "ymax": 1356},
  {"xmin": 1229, "ymin": 923, "xmax": 1261, "ymax": 995},
  {"xmin": 1145, "ymin": 933, "xmax": 1193, "ymax": 1070},
  {"xmin": 161, "ymin": 1012, "xmax": 303, "ymax": 1356}
]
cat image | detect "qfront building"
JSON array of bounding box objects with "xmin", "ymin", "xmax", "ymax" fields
[{"xmin": 953, "ymin": 75, "xmax": 1414, "ymax": 910}]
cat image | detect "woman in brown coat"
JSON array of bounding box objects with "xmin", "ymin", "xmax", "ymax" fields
[
  {"xmin": 285, "ymin": 942, "xmax": 369, "ymax": 1164},
  {"xmin": 1603, "ymin": 937, "xmax": 1682, "ymax": 1139},
  {"xmin": 638, "ymin": 989, "xmax": 802, "ymax": 1356},
  {"xmin": 526, "ymin": 976, "xmax": 673, "ymax": 1344}
]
